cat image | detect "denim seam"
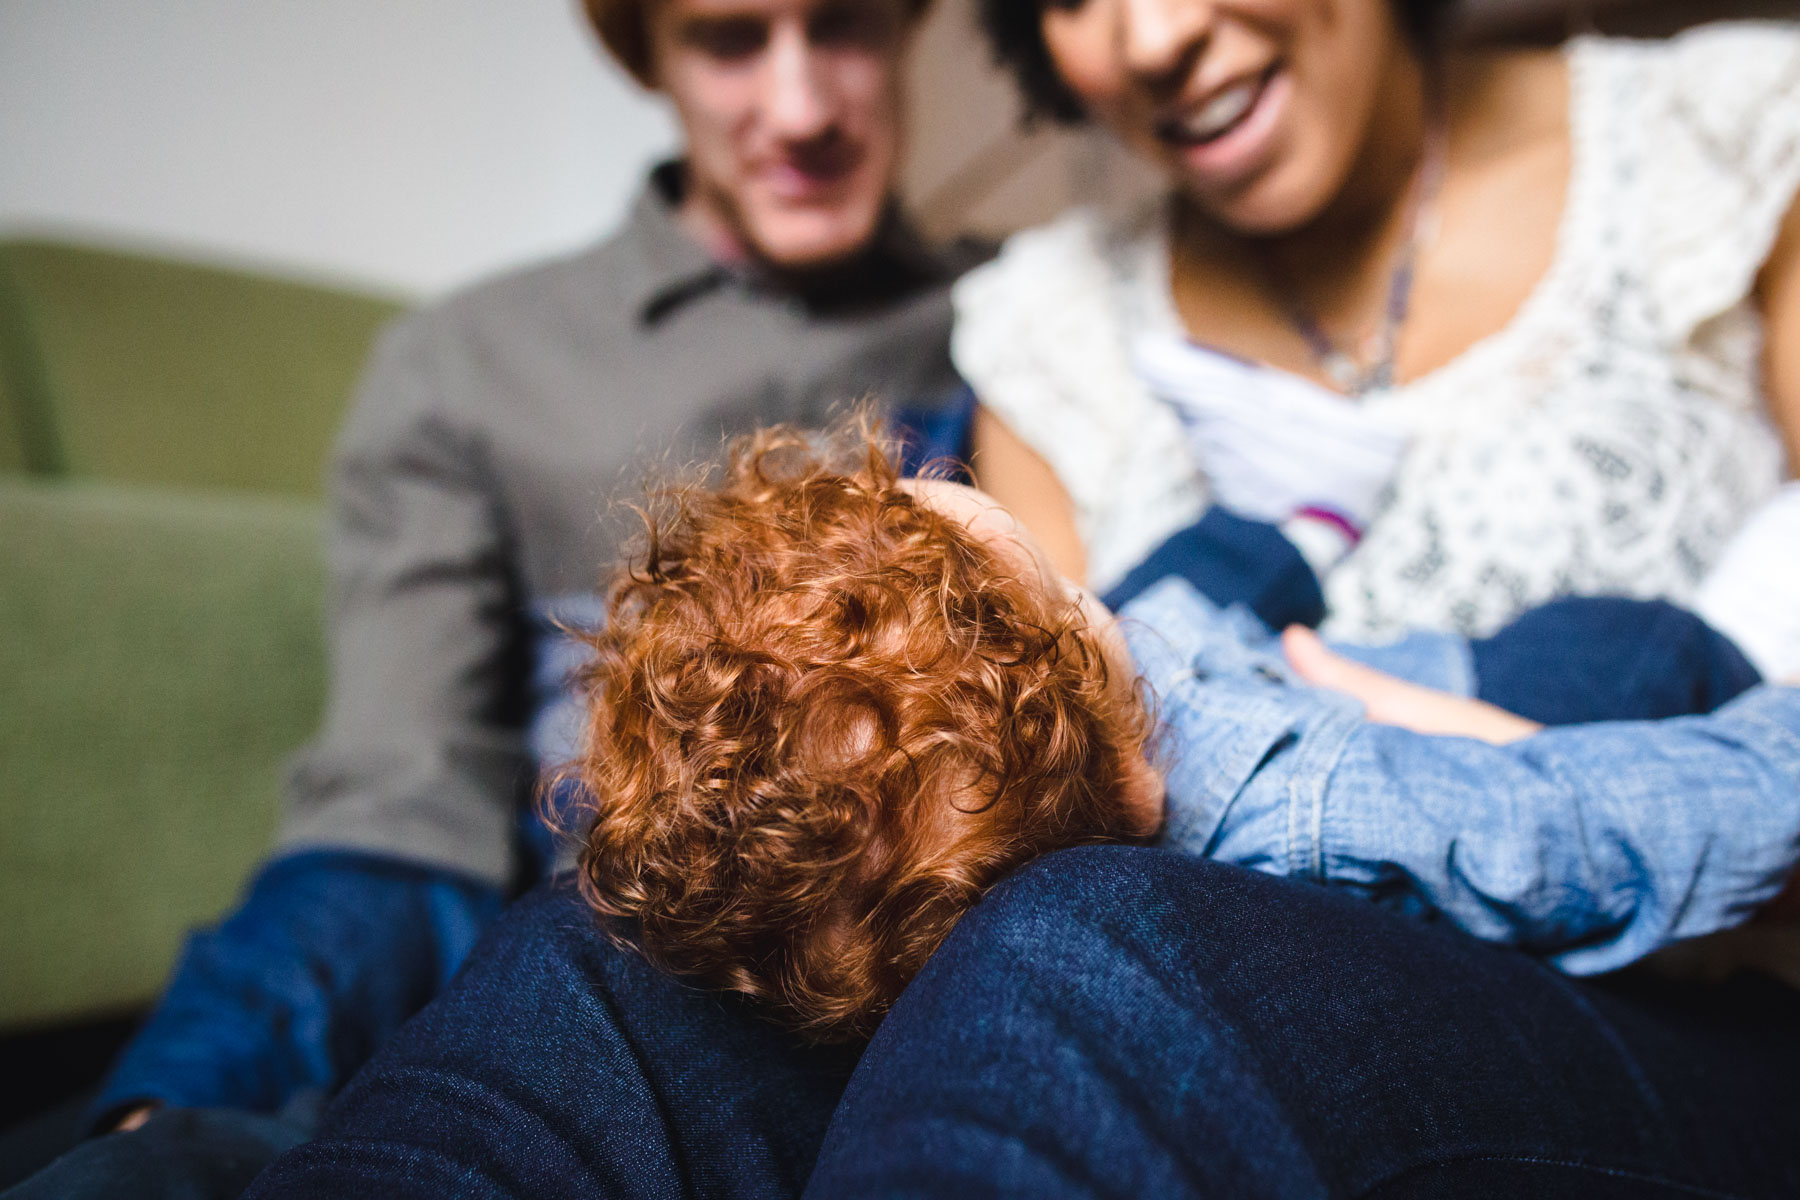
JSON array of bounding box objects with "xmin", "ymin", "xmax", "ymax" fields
[
  {"xmin": 588, "ymin": 983, "xmax": 697, "ymax": 1196},
  {"xmin": 1087, "ymin": 891, "xmax": 1335, "ymax": 1197},
  {"xmin": 1287, "ymin": 704, "xmax": 1362, "ymax": 881},
  {"xmin": 1361, "ymin": 1151, "xmax": 1749, "ymax": 1200}
]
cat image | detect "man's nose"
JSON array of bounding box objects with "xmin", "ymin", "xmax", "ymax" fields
[
  {"xmin": 1119, "ymin": 0, "xmax": 1212, "ymax": 86},
  {"xmin": 762, "ymin": 25, "xmax": 836, "ymax": 139}
]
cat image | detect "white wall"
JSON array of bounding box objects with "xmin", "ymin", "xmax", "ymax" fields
[
  {"xmin": 0, "ymin": 0, "xmax": 1136, "ymax": 300},
  {"xmin": 0, "ymin": 0, "xmax": 680, "ymax": 297}
]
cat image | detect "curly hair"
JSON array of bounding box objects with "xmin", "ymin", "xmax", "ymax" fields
[
  {"xmin": 980, "ymin": 0, "xmax": 1456, "ymax": 124},
  {"xmin": 565, "ymin": 422, "xmax": 1151, "ymax": 1042}
]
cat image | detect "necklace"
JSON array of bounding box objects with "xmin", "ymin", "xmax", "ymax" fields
[{"xmin": 1260, "ymin": 84, "xmax": 1448, "ymax": 396}]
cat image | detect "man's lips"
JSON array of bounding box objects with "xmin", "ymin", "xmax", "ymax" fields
[{"xmin": 754, "ymin": 145, "xmax": 866, "ymax": 199}]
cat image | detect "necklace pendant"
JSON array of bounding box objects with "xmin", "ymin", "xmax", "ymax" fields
[{"xmin": 1323, "ymin": 352, "xmax": 1363, "ymax": 393}]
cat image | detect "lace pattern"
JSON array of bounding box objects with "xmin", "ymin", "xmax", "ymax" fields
[{"xmin": 952, "ymin": 22, "xmax": 1799, "ymax": 637}]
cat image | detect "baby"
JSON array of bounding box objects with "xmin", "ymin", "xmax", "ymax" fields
[
  {"xmin": 565, "ymin": 423, "xmax": 1157, "ymax": 1041},
  {"xmin": 562, "ymin": 423, "xmax": 1800, "ymax": 1042}
]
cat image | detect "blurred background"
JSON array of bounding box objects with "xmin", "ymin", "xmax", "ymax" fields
[
  {"xmin": 2, "ymin": 0, "xmax": 1794, "ymax": 1134},
  {"xmin": 9, "ymin": 0, "xmax": 1793, "ymax": 299}
]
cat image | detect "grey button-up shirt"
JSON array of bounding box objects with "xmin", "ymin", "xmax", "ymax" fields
[{"xmin": 280, "ymin": 165, "xmax": 984, "ymax": 884}]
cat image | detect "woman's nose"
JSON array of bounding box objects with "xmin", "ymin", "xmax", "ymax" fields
[{"xmin": 1118, "ymin": 0, "xmax": 1212, "ymax": 85}]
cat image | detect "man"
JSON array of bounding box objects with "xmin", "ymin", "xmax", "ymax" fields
[{"xmin": 3, "ymin": 0, "xmax": 976, "ymax": 1193}]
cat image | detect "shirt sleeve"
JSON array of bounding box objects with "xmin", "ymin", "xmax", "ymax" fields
[
  {"xmin": 1119, "ymin": 579, "xmax": 1364, "ymax": 875},
  {"xmin": 277, "ymin": 312, "xmax": 531, "ymax": 885},
  {"xmin": 1319, "ymin": 687, "xmax": 1800, "ymax": 975},
  {"xmin": 89, "ymin": 852, "xmax": 502, "ymax": 1122},
  {"xmin": 1122, "ymin": 578, "xmax": 1800, "ymax": 973}
]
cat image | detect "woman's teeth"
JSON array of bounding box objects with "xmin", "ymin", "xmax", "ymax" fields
[{"xmin": 1165, "ymin": 74, "xmax": 1267, "ymax": 145}]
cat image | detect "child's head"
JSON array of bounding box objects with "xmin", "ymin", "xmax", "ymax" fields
[{"xmin": 569, "ymin": 423, "xmax": 1162, "ymax": 1042}]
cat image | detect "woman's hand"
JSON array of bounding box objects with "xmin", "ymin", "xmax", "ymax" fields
[{"xmin": 1282, "ymin": 626, "xmax": 1543, "ymax": 745}]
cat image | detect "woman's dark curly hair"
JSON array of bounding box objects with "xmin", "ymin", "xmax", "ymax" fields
[
  {"xmin": 564, "ymin": 421, "xmax": 1152, "ymax": 1043},
  {"xmin": 981, "ymin": 0, "xmax": 1456, "ymax": 124}
]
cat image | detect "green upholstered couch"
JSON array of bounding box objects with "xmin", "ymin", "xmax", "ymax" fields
[{"xmin": 0, "ymin": 238, "xmax": 402, "ymax": 1032}]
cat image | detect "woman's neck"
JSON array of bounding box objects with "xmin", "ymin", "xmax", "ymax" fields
[{"xmin": 1260, "ymin": 50, "xmax": 1435, "ymax": 292}]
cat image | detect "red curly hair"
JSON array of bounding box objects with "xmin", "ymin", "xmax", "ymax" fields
[{"xmin": 567, "ymin": 422, "xmax": 1150, "ymax": 1042}]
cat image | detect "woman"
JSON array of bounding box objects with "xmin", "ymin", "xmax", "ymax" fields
[{"xmin": 959, "ymin": 0, "xmax": 1800, "ymax": 653}]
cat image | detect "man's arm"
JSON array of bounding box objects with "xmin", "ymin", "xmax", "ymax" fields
[
  {"xmin": 93, "ymin": 313, "xmax": 531, "ymax": 1120},
  {"xmin": 89, "ymin": 854, "xmax": 502, "ymax": 1124}
]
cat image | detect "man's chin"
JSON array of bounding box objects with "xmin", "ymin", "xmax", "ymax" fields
[{"xmin": 742, "ymin": 204, "xmax": 886, "ymax": 272}]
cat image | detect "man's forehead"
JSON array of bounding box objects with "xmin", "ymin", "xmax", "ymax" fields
[{"xmin": 655, "ymin": 0, "xmax": 900, "ymax": 21}]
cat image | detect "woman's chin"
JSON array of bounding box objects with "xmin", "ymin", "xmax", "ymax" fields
[{"xmin": 1175, "ymin": 163, "xmax": 1340, "ymax": 239}]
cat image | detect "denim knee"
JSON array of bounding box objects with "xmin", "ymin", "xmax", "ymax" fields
[{"xmin": 1472, "ymin": 595, "xmax": 1761, "ymax": 724}]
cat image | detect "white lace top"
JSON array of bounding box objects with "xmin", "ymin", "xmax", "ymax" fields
[{"xmin": 953, "ymin": 22, "xmax": 1800, "ymax": 639}]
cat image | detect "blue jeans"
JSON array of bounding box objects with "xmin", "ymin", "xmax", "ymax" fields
[
  {"xmin": 0, "ymin": 1103, "xmax": 314, "ymax": 1200},
  {"xmin": 240, "ymin": 884, "xmax": 856, "ymax": 1199},
  {"xmin": 807, "ymin": 847, "xmax": 1800, "ymax": 1199},
  {"xmin": 238, "ymin": 868, "xmax": 1800, "ymax": 1199}
]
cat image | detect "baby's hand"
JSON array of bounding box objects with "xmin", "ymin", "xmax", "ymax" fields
[{"xmin": 1282, "ymin": 627, "xmax": 1543, "ymax": 745}]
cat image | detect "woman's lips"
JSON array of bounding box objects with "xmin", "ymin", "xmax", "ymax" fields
[{"xmin": 1156, "ymin": 64, "xmax": 1288, "ymax": 192}]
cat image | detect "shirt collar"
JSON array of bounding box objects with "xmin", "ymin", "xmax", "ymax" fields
[
  {"xmin": 622, "ymin": 162, "xmax": 733, "ymax": 325},
  {"xmin": 623, "ymin": 160, "xmax": 959, "ymax": 326}
]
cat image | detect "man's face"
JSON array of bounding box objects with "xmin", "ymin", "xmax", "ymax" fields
[{"xmin": 646, "ymin": 0, "xmax": 914, "ymax": 269}]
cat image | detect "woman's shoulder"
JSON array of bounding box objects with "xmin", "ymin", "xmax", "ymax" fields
[
  {"xmin": 949, "ymin": 200, "xmax": 1165, "ymax": 418},
  {"xmin": 1576, "ymin": 21, "xmax": 1800, "ymax": 150},
  {"xmin": 1553, "ymin": 21, "xmax": 1800, "ymax": 338},
  {"xmin": 1581, "ymin": 19, "xmax": 1800, "ymax": 80},
  {"xmin": 953, "ymin": 201, "xmax": 1164, "ymax": 313}
]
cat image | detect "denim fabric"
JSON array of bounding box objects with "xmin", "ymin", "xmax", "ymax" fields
[
  {"xmin": 71, "ymin": 398, "xmax": 964, "ymax": 1151},
  {"xmin": 1327, "ymin": 629, "xmax": 1477, "ymax": 695},
  {"xmin": 1102, "ymin": 506, "xmax": 1327, "ymax": 631},
  {"xmin": 1331, "ymin": 596, "xmax": 1766, "ymax": 720},
  {"xmin": 89, "ymin": 853, "xmax": 502, "ymax": 1125},
  {"xmin": 1105, "ymin": 509, "xmax": 1763, "ymax": 721},
  {"xmin": 806, "ymin": 846, "xmax": 1800, "ymax": 1199},
  {"xmin": 242, "ymin": 884, "xmax": 858, "ymax": 1200},
  {"xmin": 2, "ymin": 1105, "xmax": 315, "ymax": 1200},
  {"xmin": 1123, "ymin": 578, "xmax": 1800, "ymax": 973},
  {"xmin": 891, "ymin": 385, "xmax": 977, "ymax": 479},
  {"xmin": 1468, "ymin": 595, "xmax": 1764, "ymax": 723}
]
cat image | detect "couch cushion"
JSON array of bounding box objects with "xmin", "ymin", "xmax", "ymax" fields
[
  {"xmin": 0, "ymin": 478, "xmax": 327, "ymax": 1029},
  {"xmin": 0, "ymin": 239, "xmax": 402, "ymax": 497}
]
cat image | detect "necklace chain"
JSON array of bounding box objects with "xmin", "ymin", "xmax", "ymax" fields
[{"xmin": 1260, "ymin": 84, "xmax": 1448, "ymax": 397}]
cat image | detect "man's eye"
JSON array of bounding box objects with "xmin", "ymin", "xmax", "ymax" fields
[
  {"xmin": 685, "ymin": 18, "xmax": 768, "ymax": 60},
  {"xmin": 808, "ymin": 5, "xmax": 896, "ymax": 49}
]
